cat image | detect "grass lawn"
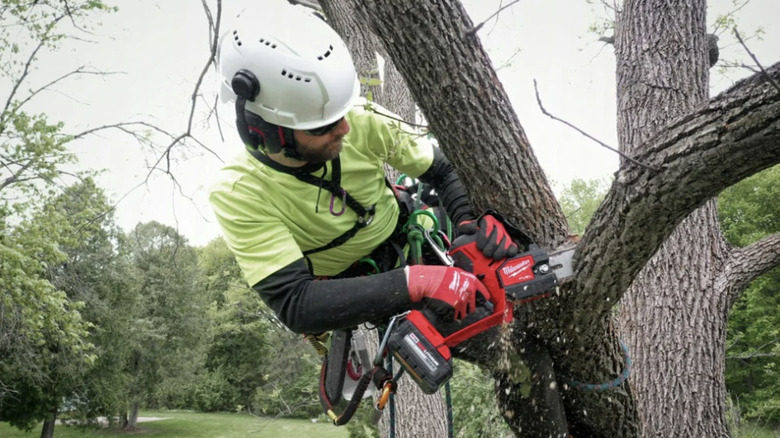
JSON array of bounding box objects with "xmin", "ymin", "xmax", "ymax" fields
[{"xmin": 0, "ymin": 410, "xmax": 349, "ymax": 438}]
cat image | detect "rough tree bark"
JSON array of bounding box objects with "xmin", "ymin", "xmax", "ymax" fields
[
  {"xmin": 317, "ymin": 1, "xmax": 449, "ymax": 436},
  {"xmin": 614, "ymin": 1, "xmax": 780, "ymax": 437},
  {"xmin": 355, "ymin": 0, "xmax": 780, "ymax": 437}
]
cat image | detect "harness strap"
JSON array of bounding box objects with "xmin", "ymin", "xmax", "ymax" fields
[
  {"xmin": 246, "ymin": 149, "xmax": 377, "ymax": 256},
  {"xmin": 290, "ymin": 158, "xmax": 373, "ymax": 219}
]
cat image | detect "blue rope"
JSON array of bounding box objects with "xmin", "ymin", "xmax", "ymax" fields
[{"xmin": 566, "ymin": 342, "xmax": 632, "ymax": 391}]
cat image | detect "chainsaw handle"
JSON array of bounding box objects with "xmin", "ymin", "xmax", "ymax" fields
[
  {"xmin": 441, "ymin": 233, "xmax": 516, "ymax": 347},
  {"xmin": 441, "ymin": 296, "xmax": 510, "ymax": 347}
]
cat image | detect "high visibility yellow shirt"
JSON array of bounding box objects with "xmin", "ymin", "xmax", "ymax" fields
[{"xmin": 209, "ymin": 102, "xmax": 434, "ymax": 286}]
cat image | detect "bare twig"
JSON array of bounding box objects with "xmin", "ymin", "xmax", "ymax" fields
[
  {"xmin": 533, "ymin": 79, "xmax": 658, "ymax": 171},
  {"xmin": 495, "ymin": 47, "xmax": 523, "ymax": 71},
  {"xmin": 468, "ymin": 0, "xmax": 521, "ymax": 36},
  {"xmin": 728, "ymin": 335, "xmax": 780, "ymax": 361},
  {"xmin": 712, "ymin": 0, "xmax": 751, "ymax": 35},
  {"xmin": 363, "ymin": 103, "xmax": 429, "ymax": 130},
  {"xmin": 717, "ymin": 59, "xmax": 760, "ymax": 74},
  {"xmin": 14, "ymin": 67, "xmax": 123, "ymax": 111},
  {"xmin": 3, "ymin": 29, "xmax": 47, "ymax": 115},
  {"xmin": 734, "ymin": 27, "xmax": 780, "ymax": 94}
]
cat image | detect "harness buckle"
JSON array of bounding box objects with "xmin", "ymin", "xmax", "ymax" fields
[{"xmin": 359, "ymin": 205, "xmax": 376, "ymax": 226}]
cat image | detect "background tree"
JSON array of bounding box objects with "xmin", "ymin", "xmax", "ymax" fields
[
  {"xmin": 197, "ymin": 238, "xmax": 271, "ymax": 412},
  {"xmin": 0, "ymin": 178, "xmax": 130, "ymax": 437},
  {"xmin": 558, "ymin": 178, "xmax": 610, "ymax": 235},
  {"xmin": 0, "ymin": 217, "xmax": 93, "ymax": 433},
  {"xmin": 0, "ymin": 3, "xmax": 114, "ymax": 416},
  {"xmin": 31, "ymin": 179, "xmax": 133, "ymax": 437},
  {"xmin": 123, "ymin": 221, "xmax": 208, "ymax": 428}
]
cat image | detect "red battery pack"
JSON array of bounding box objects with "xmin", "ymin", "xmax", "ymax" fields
[{"xmin": 387, "ymin": 310, "xmax": 453, "ymax": 394}]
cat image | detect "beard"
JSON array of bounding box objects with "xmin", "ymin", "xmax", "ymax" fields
[{"xmin": 295, "ymin": 137, "xmax": 344, "ymax": 163}]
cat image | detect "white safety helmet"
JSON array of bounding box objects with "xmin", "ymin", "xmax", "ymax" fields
[{"xmin": 218, "ymin": 2, "xmax": 359, "ymax": 131}]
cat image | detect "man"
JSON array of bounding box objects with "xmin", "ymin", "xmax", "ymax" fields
[{"xmin": 209, "ymin": 3, "xmax": 517, "ymax": 335}]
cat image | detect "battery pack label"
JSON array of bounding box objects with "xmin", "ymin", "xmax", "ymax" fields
[{"xmin": 403, "ymin": 332, "xmax": 439, "ymax": 373}]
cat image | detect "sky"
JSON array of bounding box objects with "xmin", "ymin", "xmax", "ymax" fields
[{"xmin": 24, "ymin": 0, "xmax": 780, "ymax": 246}]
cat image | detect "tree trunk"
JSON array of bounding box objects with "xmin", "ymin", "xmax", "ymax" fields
[
  {"xmin": 39, "ymin": 410, "xmax": 56, "ymax": 438},
  {"xmin": 614, "ymin": 1, "xmax": 730, "ymax": 436},
  {"xmin": 621, "ymin": 206, "xmax": 732, "ymax": 438},
  {"xmin": 125, "ymin": 401, "xmax": 140, "ymax": 430},
  {"xmin": 319, "ymin": 1, "xmax": 448, "ymax": 436}
]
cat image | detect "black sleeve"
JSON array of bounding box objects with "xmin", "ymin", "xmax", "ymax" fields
[
  {"xmin": 417, "ymin": 147, "xmax": 475, "ymax": 225},
  {"xmin": 253, "ymin": 258, "xmax": 411, "ymax": 333}
]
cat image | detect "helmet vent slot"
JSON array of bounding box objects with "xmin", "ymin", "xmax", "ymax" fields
[
  {"xmin": 280, "ymin": 69, "xmax": 312, "ymax": 83},
  {"xmin": 233, "ymin": 30, "xmax": 242, "ymax": 46},
  {"xmin": 317, "ymin": 45, "xmax": 334, "ymax": 61},
  {"xmin": 258, "ymin": 38, "xmax": 277, "ymax": 49}
]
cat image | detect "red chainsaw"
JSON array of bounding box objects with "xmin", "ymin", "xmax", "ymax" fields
[
  {"xmin": 318, "ymin": 211, "xmax": 576, "ymax": 424},
  {"xmin": 386, "ymin": 211, "xmax": 576, "ymax": 394}
]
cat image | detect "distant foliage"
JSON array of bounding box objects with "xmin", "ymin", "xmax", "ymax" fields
[
  {"xmin": 450, "ymin": 359, "xmax": 512, "ymax": 438},
  {"xmin": 558, "ymin": 177, "xmax": 610, "ymax": 235},
  {"xmin": 251, "ymin": 327, "xmax": 321, "ymax": 419}
]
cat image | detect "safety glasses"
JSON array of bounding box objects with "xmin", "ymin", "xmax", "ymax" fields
[{"xmin": 304, "ymin": 117, "xmax": 344, "ymax": 136}]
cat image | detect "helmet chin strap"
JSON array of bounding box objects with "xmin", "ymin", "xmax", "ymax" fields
[{"xmin": 235, "ymin": 97, "xmax": 303, "ymax": 161}]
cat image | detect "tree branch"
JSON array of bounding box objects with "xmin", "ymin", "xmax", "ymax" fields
[
  {"xmin": 724, "ymin": 232, "xmax": 780, "ymax": 308},
  {"xmin": 572, "ymin": 61, "xmax": 780, "ymax": 319},
  {"xmin": 726, "ymin": 352, "xmax": 779, "ymax": 359}
]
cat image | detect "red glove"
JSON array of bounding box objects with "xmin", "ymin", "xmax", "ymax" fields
[
  {"xmin": 405, "ymin": 265, "xmax": 486, "ymax": 321},
  {"xmin": 458, "ymin": 214, "xmax": 519, "ymax": 260}
]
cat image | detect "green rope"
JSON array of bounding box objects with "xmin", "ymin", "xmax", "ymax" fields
[
  {"xmin": 358, "ymin": 257, "xmax": 380, "ymax": 275},
  {"xmin": 405, "ymin": 208, "xmax": 440, "ymax": 234},
  {"xmin": 406, "ymin": 225, "xmax": 425, "ymax": 265}
]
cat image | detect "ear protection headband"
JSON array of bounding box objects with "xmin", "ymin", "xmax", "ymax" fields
[{"xmin": 232, "ymin": 69, "xmax": 298, "ymax": 158}]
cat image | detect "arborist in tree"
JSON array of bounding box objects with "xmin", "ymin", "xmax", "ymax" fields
[{"xmin": 209, "ymin": 3, "xmax": 518, "ymax": 335}]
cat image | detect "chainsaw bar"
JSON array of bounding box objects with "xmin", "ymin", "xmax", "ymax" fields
[{"xmin": 548, "ymin": 244, "xmax": 576, "ymax": 281}]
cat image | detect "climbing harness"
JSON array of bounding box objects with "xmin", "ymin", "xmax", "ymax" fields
[{"xmin": 309, "ymin": 175, "xmax": 458, "ymax": 437}]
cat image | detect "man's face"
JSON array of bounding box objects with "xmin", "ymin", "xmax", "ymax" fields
[{"xmin": 292, "ymin": 118, "xmax": 350, "ymax": 163}]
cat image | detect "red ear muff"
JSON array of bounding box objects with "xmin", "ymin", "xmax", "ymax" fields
[
  {"xmin": 232, "ymin": 69, "xmax": 260, "ymax": 101},
  {"xmin": 238, "ymin": 102, "xmax": 297, "ymax": 157}
]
